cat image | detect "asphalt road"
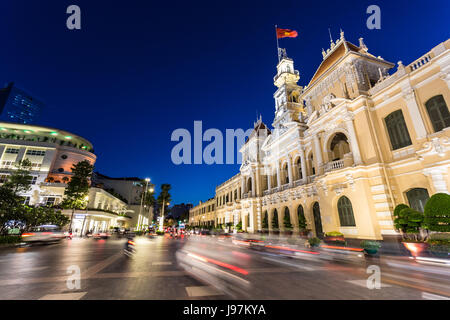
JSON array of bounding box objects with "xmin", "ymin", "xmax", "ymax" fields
[{"xmin": 0, "ymin": 234, "xmax": 449, "ymax": 300}]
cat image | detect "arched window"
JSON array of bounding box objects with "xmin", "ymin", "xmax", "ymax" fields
[
  {"xmin": 296, "ymin": 158, "xmax": 302, "ymax": 180},
  {"xmin": 426, "ymin": 95, "xmax": 450, "ymax": 132},
  {"xmin": 284, "ymin": 207, "xmax": 292, "ymax": 228},
  {"xmin": 297, "ymin": 205, "xmax": 306, "ymax": 229},
  {"xmin": 272, "ymin": 209, "xmax": 279, "ymax": 229},
  {"xmin": 406, "ymin": 188, "xmax": 430, "ymax": 213},
  {"xmin": 283, "ymin": 163, "xmax": 289, "ymax": 184},
  {"xmin": 337, "ymin": 196, "xmax": 356, "ymax": 227},
  {"xmin": 385, "ymin": 110, "xmax": 412, "ymax": 150},
  {"xmin": 262, "ymin": 210, "xmax": 268, "ymax": 229}
]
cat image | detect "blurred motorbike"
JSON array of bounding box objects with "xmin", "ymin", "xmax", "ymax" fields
[{"xmin": 124, "ymin": 238, "xmax": 136, "ymax": 257}]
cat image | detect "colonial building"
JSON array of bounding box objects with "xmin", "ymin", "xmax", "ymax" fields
[
  {"xmin": 191, "ymin": 33, "xmax": 450, "ymax": 240},
  {"xmin": 189, "ymin": 198, "xmax": 215, "ymax": 227}
]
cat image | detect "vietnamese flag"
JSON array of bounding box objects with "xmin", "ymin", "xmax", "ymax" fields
[{"xmin": 276, "ymin": 28, "xmax": 298, "ymax": 39}]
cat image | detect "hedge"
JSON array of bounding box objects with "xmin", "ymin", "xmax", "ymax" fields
[
  {"xmin": 0, "ymin": 235, "xmax": 22, "ymax": 244},
  {"xmin": 424, "ymin": 193, "xmax": 450, "ymax": 232}
]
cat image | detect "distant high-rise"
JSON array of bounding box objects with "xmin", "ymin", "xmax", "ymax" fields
[{"xmin": 0, "ymin": 82, "xmax": 43, "ymax": 124}]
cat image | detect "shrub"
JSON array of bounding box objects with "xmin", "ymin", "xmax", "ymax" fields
[
  {"xmin": 271, "ymin": 214, "xmax": 279, "ymax": 229},
  {"xmin": 283, "ymin": 213, "xmax": 292, "ymax": 229},
  {"xmin": 261, "ymin": 212, "xmax": 268, "ymax": 229},
  {"xmin": 308, "ymin": 237, "xmax": 321, "ymax": 247},
  {"xmin": 424, "ymin": 193, "xmax": 450, "ymax": 232},
  {"xmin": 298, "ymin": 213, "xmax": 307, "ymax": 230},
  {"xmin": 400, "ymin": 208, "xmax": 424, "ymax": 234},
  {"xmin": 393, "ymin": 204, "xmax": 410, "ymax": 232},
  {"xmin": 360, "ymin": 240, "xmax": 381, "ymax": 250},
  {"xmin": 325, "ymin": 231, "xmax": 344, "ymax": 237},
  {"xmin": 155, "ymin": 230, "xmax": 165, "ymax": 235}
]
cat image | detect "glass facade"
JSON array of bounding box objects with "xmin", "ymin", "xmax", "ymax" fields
[{"xmin": 0, "ymin": 82, "xmax": 43, "ymax": 124}]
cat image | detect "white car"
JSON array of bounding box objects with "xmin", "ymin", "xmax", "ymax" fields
[{"xmin": 22, "ymin": 225, "xmax": 65, "ymax": 244}]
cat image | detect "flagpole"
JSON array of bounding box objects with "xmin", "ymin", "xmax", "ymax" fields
[{"xmin": 275, "ymin": 24, "xmax": 280, "ymax": 62}]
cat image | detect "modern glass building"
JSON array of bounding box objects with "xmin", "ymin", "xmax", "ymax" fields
[{"xmin": 0, "ymin": 82, "xmax": 43, "ymax": 124}]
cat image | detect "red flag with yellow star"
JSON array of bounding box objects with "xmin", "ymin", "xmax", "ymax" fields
[{"xmin": 276, "ymin": 28, "xmax": 298, "ymax": 39}]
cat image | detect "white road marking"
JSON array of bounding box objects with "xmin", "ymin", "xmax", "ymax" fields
[
  {"xmin": 185, "ymin": 286, "xmax": 223, "ymax": 297},
  {"xmin": 19, "ymin": 266, "xmax": 48, "ymax": 272},
  {"xmin": 261, "ymin": 256, "xmax": 316, "ymax": 271},
  {"xmin": 346, "ymin": 280, "xmax": 391, "ymax": 288},
  {"xmin": 422, "ymin": 292, "xmax": 450, "ymax": 300},
  {"xmin": 386, "ymin": 262, "xmax": 450, "ymax": 276},
  {"xmin": 151, "ymin": 262, "xmax": 172, "ymax": 265},
  {"xmin": 39, "ymin": 292, "xmax": 87, "ymax": 300}
]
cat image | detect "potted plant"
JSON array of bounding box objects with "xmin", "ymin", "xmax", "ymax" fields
[
  {"xmin": 360, "ymin": 240, "xmax": 382, "ymax": 255},
  {"xmin": 283, "ymin": 214, "xmax": 293, "ymax": 235},
  {"xmin": 271, "ymin": 214, "xmax": 279, "ymax": 235},
  {"xmin": 307, "ymin": 237, "xmax": 321, "ymax": 248},
  {"xmin": 394, "ymin": 204, "xmax": 427, "ymax": 257},
  {"xmin": 324, "ymin": 231, "xmax": 346, "ymax": 245}
]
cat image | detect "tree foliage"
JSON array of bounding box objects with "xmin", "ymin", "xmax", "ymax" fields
[
  {"xmin": 262, "ymin": 211, "xmax": 268, "ymax": 229},
  {"xmin": 424, "ymin": 193, "xmax": 450, "ymax": 232},
  {"xmin": 3, "ymin": 159, "xmax": 33, "ymax": 196},
  {"xmin": 157, "ymin": 184, "xmax": 172, "ymax": 214},
  {"xmin": 393, "ymin": 204, "xmax": 410, "ymax": 232},
  {"xmin": 61, "ymin": 160, "xmax": 93, "ymax": 210},
  {"xmin": 283, "ymin": 211, "xmax": 292, "ymax": 229},
  {"xmin": 272, "ymin": 211, "xmax": 279, "ymax": 229},
  {"xmin": 298, "ymin": 209, "xmax": 307, "ymax": 230}
]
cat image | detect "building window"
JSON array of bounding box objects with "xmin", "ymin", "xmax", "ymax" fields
[
  {"xmin": 1, "ymin": 160, "xmax": 14, "ymax": 169},
  {"xmin": 30, "ymin": 163, "xmax": 41, "ymax": 170},
  {"xmin": 29, "ymin": 176, "xmax": 37, "ymax": 185},
  {"xmin": 425, "ymin": 95, "xmax": 450, "ymax": 132},
  {"xmin": 385, "ymin": 110, "xmax": 412, "ymax": 150},
  {"xmin": 5, "ymin": 148, "xmax": 19, "ymax": 154},
  {"xmin": 44, "ymin": 197, "xmax": 56, "ymax": 206},
  {"xmin": 406, "ymin": 188, "xmax": 430, "ymax": 213},
  {"xmin": 337, "ymin": 196, "xmax": 356, "ymax": 227},
  {"xmin": 26, "ymin": 149, "xmax": 46, "ymax": 156}
]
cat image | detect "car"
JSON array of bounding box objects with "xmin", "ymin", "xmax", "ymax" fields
[
  {"xmin": 93, "ymin": 232, "xmax": 111, "ymax": 239},
  {"xmin": 21, "ymin": 225, "xmax": 65, "ymax": 244}
]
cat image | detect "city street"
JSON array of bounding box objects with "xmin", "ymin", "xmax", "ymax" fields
[{"xmin": 0, "ymin": 234, "xmax": 449, "ymax": 300}]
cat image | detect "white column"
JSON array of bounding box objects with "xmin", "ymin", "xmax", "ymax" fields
[
  {"xmin": 300, "ymin": 147, "xmax": 307, "ymax": 182},
  {"xmin": 276, "ymin": 162, "xmax": 282, "ymax": 187},
  {"xmin": 241, "ymin": 177, "xmax": 245, "ymax": 197},
  {"xmin": 251, "ymin": 171, "xmax": 256, "ymax": 197},
  {"xmin": 287, "ymin": 155, "xmax": 293, "ymax": 185},
  {"xmin": 402, "ymin": 88, "xmax": 427, "ymax": 139},
  {"xmin": 344, "ymin": 114, "xmax": 362, "ymax": 165},
  {"xmin": 267, "ymin": 168, "xmax": 272, "ymax": 190},
  {"xmin": 439, "ymin": 70, "xmax": 450, "ymax": 89},
  {"xmin": 313, "ymin": 134, "xmax": 323, "ymax": 168}
]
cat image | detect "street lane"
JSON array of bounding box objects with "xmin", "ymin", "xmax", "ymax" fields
[{"xmin": 0, "ymin": 234, "xmax": 449, "ymax": 300}]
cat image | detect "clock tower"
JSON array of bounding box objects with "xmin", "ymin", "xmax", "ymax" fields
[{"xmin": 272, "ymin": 48, "xmax": 305, "ymax": 130}]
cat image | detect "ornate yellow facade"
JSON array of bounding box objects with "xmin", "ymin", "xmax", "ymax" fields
[{"xmin": 190, "ymin": 33, "xmax": 450, "ymax": 240}]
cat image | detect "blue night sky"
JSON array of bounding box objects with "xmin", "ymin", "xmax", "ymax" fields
[{"xmin": 0, "ymin": 1, "xmax": 449, "ymax": 205}]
